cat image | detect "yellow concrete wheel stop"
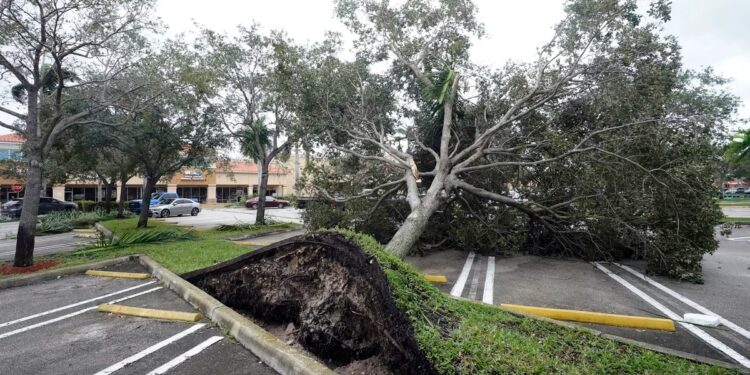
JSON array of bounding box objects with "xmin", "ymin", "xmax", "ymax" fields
[
  {"xmin": 99, "ymin": 304, "xmax": 202, "ymax": 322},
  {"xmin": 500, "ymin": 304, "xmax": 675, "ymax": 332},
  {"xmin": 423, "ymin": 274, "xmax": 448, "ymax": 283},
  {"xmin": 85, "ymin": 270, "xmax": 151, "ymax": 280}
]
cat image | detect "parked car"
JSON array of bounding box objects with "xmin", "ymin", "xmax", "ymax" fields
[
  {"xmin": 1, "ymin": 198, "xmax": 78, "ymax": 218},
  {"xmin": 245, "ymin": 196, "xmax": 290, "ymax": 209},
  {"xmin": 128, "ymin": 192, "xmax": 180, "ymax": 213},
  {"xmin": 150, "ymin": 198, "xmax": 200, "ymax": 218}
]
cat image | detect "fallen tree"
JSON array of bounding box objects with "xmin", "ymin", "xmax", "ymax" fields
[{"xmin": 297, "ymin": 0, "xmax": 736, "ymax": 280}]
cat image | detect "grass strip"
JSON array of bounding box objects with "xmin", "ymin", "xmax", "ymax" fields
[{"xmin": 333, "ymin": 229, "xmax": 737, "ymax": 374}]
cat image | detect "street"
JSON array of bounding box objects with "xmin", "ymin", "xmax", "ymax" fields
[
  {"xmin": 407, "ymin": 225, "xmax": 750, "ymax": 366},
  {"xmin": 0, "ymin": 261, "xmax": 276, "ymax": 375}
]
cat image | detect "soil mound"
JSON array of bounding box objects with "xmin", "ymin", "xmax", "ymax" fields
[{"xmin": 186, "ymin": 232, "xmax": 435, "ymax": 375}]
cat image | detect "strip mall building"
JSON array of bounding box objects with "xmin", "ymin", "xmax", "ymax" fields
[{"xmin": 0, "ymin": 133, "xmax": 298, "ymax": 204}]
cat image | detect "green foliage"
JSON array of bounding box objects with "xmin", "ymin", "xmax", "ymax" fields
[
  {"xmin": 43, "ymin": 218, "xmax": 298, "ymax": 275},
  {"xmin": 334, "ymin": 230, "xmax": 733, "ymax": 374},
  {"xmin": 79, "ymin": 229, "xmax": 193, "ymax": 254},
  {"xmin": 36, "ymin": 210, "xmax": 109, "ymax": 234},
  {"xmin": 75, "ymin": 200, "xmax": 98, "ymax": 212}
]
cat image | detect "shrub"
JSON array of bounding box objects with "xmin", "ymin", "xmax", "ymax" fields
[
  {"xmin": 277, "ymin": 194, "xmax": 298, "ymax": 206},
  {"xmin": 75, "ymin": 200, "xmax": 97, "ymax": 212}
]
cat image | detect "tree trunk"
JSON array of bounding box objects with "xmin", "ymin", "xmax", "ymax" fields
[
  {"xmin": 137, "ymin": 177, "xmax": 157, "ymax": 228},
  {"xmin": 385, "ymin": 200, "xmax": 441, "ymax": 258},
  {"xmin": 104, "ymin": 182, "xmax": 113, "ymax": 214},
  {"xmin": 117, "ymin": 176, "xmax": 128, "ymax": 218},
  {"xmin": 255, "ymin": 158, "xmax": 270, "ymax": 225},
  {"xmin": 14, "ymin": 155, "xmax": 43, "ymax": 267}
]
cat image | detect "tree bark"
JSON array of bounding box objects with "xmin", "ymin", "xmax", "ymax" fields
[
  {"xmin": 117, "ymin": 175, "xmax": 128, "ymax": 218},
  {"xmin": 255, "ymin": 157, "xmax": 269, "ymax": 225},
  {"xmin": 14, "ymin": 154, "xmax": 43, "ymax": 267},
  {"xmin": 385, "ymin": 196, "xmax": 442, "ymax": 258},
  {"xmin": 137, "ymin": 176, "xmax": 157, "ymax": 228},
  {"xmin": 104, "ymin": 182, "xmax": 113, "ymax": 214}
]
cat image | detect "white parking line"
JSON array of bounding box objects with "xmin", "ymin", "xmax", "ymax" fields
[
  {"xmin": 94, "ymin": 323, "xmax": 206, "ymax": 375},
  {"xmin": 0, "ymin": 281, "xmax": 156, "ymax": 329},
  {"xmin": 146, "ymin": 335, "xmax": 223, "ymax": 375},
  {"xmin": 467, "ymin": 256, "xmax": 482, "ymax": 300},
  {"xmin": 594, "ymin": 263, "xmax": 750, "ymax": 368},
  {"xmin": 483, "ymin": 256, "xmax": 495, "ymax": 305},
  {"xmin": 0, "ymin": 287, "xmax": 162, "ymax": 340},
  {"xmin": 613, "ymin": 263, "xmax": 750, "ymax": 341},
  {"xmin": 450, "ymin": 252, "xmax": 475, "ymax": 297}
]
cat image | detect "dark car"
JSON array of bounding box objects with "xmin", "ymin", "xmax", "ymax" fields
[
  {"xmin": 1, "ymin": 197, "xmax": 78, "ymax": 218},
  {"xmin": 245, "ymin": 196, "xmax": 290, "ymax": 209},
  {"xmin": 128, "ymin": 192, "xmax": 180, "ymax": 214}
]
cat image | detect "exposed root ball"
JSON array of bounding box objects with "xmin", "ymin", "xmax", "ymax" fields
[{"xmin": 187, "ymin": 233, "xmax": 435, "ymax": 375}]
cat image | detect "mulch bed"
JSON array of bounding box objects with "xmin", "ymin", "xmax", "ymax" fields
[{"xmin": 0, "ymin": 260, "xmax": 62, "ymax": 275}]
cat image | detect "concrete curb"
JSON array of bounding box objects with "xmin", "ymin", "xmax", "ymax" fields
[
  {"xmin": 94, "ymin": 222, "xmax": 113, "ymax": 240},
  {"xmin": 137, "ymin": 254, "xmax": 336, "ymax": 375},
  {"xmin": 450, "ymin": 295, "xmax": 745, "ymax": 372},
  {"xmin": 0, "ymin": 255, "xmax": 136, "ymax": 290}
]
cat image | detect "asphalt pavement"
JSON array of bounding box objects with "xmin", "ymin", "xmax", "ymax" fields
[
  {"xmin": 723, "ymin": 206, "xmax": 750, "ymax": 218},
  {"xmin": 0, "ymin": 261, "xmax": 277, "ymax": 375},
  {"xmin": 0, "ymin": 232, "xmax": 92, "ymax": 262},
  {"xmin": 157, "ymin": 207, "xmax": 302, "ymax": 228},
  {"xmin": 406, "ymin": 226, "xmax": 750, "ymax": 367}
]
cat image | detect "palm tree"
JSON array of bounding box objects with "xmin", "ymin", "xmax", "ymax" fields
[{"xmin": 11, "ymin": 64, "xmax": 78, "ymax": 102}]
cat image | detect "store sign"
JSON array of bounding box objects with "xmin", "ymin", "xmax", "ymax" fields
[
  {"xmin": 181, "ymin": 170, "xmax": 205, "ymax": 180},
  {"xmin": 11, "ymin": 184, "xmax": 23, "ymax": 193}
]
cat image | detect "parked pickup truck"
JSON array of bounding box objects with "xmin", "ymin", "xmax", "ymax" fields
[{"xmin": 128, "ymin": 192, "xmax": 179, "ymax": 214}]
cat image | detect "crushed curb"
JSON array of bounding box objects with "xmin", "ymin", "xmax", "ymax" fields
[
  {"xmin": 0, "ymin": 255, "xmax": 135, "ymax": 290},
  {"xmin": 137, "ymin": 254, "xmax": 336, "ymax": 375},
  {"xmin": 450, "ymin": 295, "xmax": 745, "ymax": 372}
]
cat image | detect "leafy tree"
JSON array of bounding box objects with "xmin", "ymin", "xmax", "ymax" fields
[
  {"xmin": 299, "ymin": 0, "xmax": 739, "ymax": 279},
  {"xmin": 198, "ymin": 27, "xmax": 299, "ymax": 224},
  {"xmin": 115, "ymin": 43, "xmax": 227, "ymax": 228},
  {"xmin": 0, "ymin": 0, "xmax": 156, "ymax": 266}
]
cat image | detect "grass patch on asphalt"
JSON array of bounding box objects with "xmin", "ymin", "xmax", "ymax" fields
[
  {"xmin": 720, "ymin": 217, "xmax": 750, "ymax": 223},
  {"xmin": 335, "ymin": 229, "xmax": 736, "ymax": 374},
  {"xmin": 34, "ymin": 218, "xmax": 300, "ymax": 275}
]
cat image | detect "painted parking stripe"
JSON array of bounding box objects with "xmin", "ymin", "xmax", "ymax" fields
[
  {"xmin": 0, "ymin": 281, "xmax": 156, "ymax": 329},
  {"xmin": 450, "ymin": 252, "xmax": 475, "ymax": 297},
  {"xmin": 726, "ymin": 236, "xmax": 750, "ymax": 241},
  {"xmin": 94, "ymin": 324, "xmax": 206, "ymax": 375},
  {"xmin": 482, "ymin": 256, "xmax": 495, "ymax": 305},
  {"xmin": 594, "ymin": 263, "xmax": 750, "ymax": 368},
  {"xmin": 467, "ymin": 256, "xmax": 482, "ymax": 300},
  {"xmin": 613, "ymin": 263, "xmax": 750, "ymax": 341},
  {"xmin": 0, "ymin": 287, "xmax": 162, "ymax": 340},
  {"xmin": 145, "ymin": 335, "xmax": 223, "ymax": 375}
]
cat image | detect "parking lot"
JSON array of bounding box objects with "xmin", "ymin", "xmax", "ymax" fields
[
  {"xmin": 407, "ymin": 226, "xmax": 750, "ymax": 367},
  {"xmin": 157, "ymin": 207, "xmax": 302, "ymax": 228},
  {"xmin": 0, "ymin": 229, "xmax": 93, "ymax": 262},
  {"xmin": 0, "ymin": 261, "xmax": 277, "ymax": 375}
]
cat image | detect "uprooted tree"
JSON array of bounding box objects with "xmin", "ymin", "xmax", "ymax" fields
[{"xmin": 299, "ymin": 0, "xmax": 738, "ymax": 280}]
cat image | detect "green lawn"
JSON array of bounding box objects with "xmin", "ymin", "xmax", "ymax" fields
[
  {"xmin": 720, "ymin": 217, "xmax": 750, "ymax": 223},
  {"xmin": 34, "ymin": 218, "xmax": 300, "ymax": 275},
  {"xmin": 339, "ymin": 229, "xmax": 737, "ymax": 374},
  {"xmin": 718, "ymin": 198, "xmax": 750, "ymax": 206}
]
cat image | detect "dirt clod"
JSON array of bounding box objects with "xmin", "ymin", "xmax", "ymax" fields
[{"xmin": 188, "ymin": 233, "xmax": 435, "ymax": 375}]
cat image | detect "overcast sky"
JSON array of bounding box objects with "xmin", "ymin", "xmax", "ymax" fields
[{"xmin": 1, "ymin": 0, "xmax": 748, "ymax": 135}]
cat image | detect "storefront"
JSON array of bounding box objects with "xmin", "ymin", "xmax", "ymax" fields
[
  {"xmin": 177, "ymin": 186, "xmax": 207, "ymax": 203},
  {"xmin": 216, "ymin": 186, "xmax": 247, "ymax": 203}
]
